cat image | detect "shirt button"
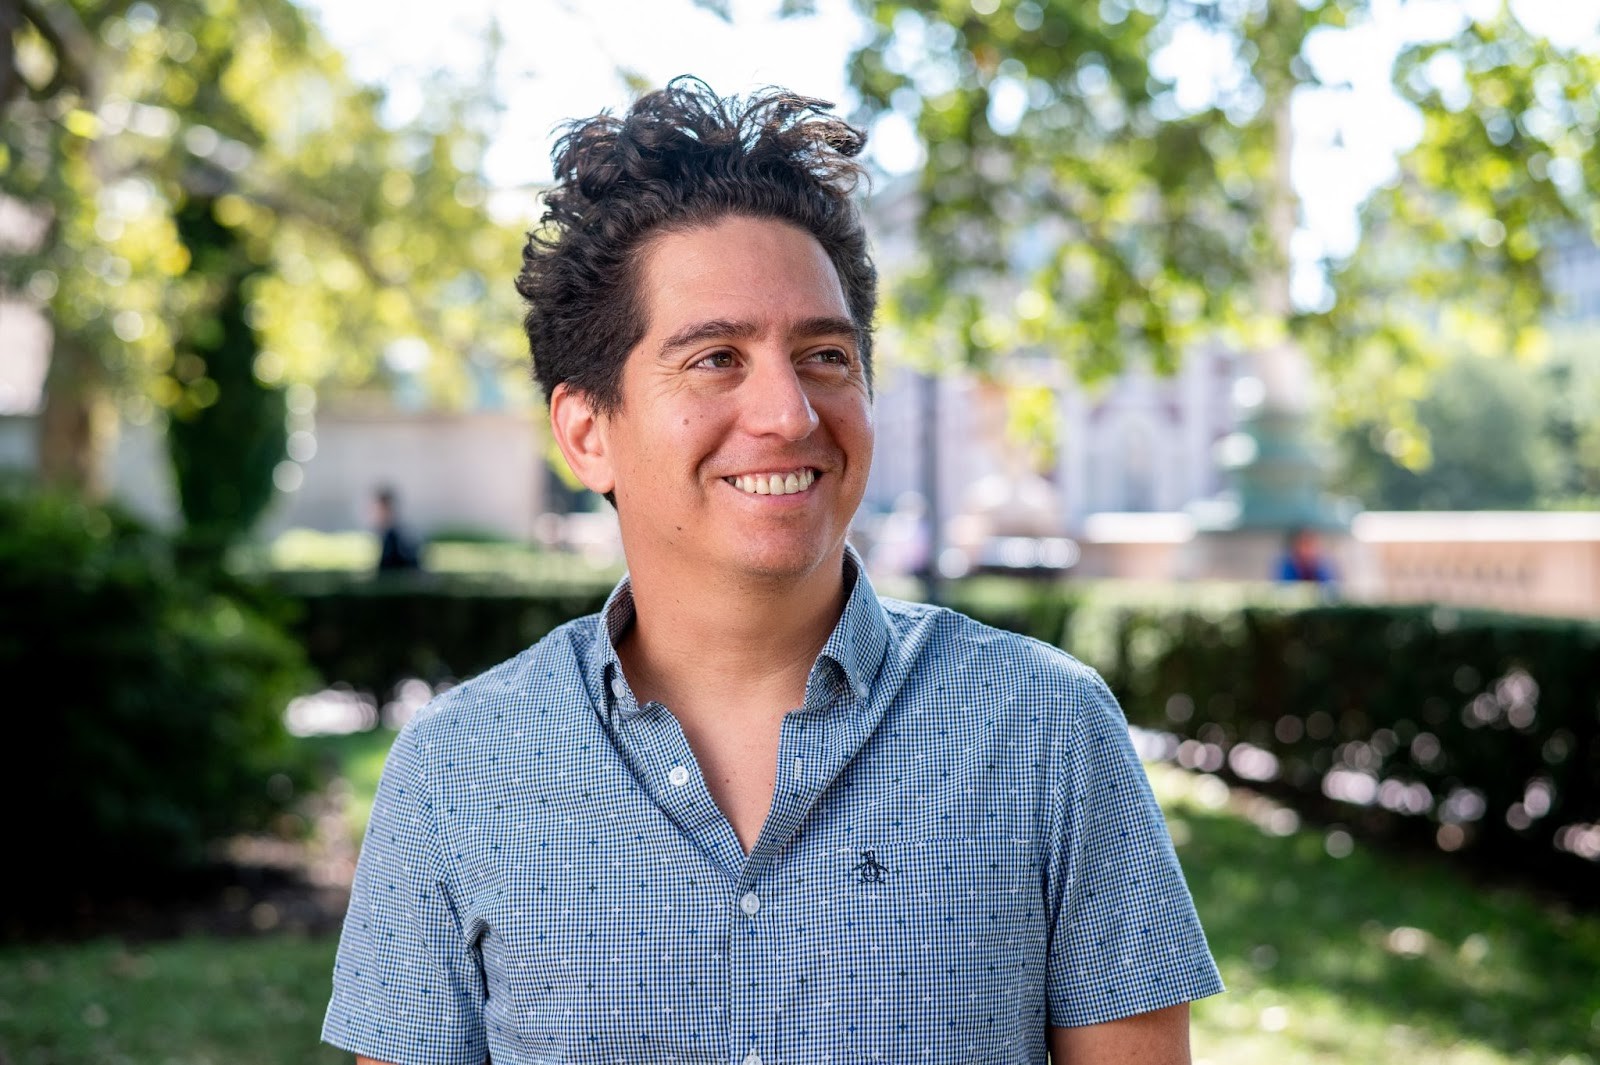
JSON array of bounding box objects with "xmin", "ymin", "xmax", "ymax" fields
[
  {"xmin": 742, "ymin": 1051, "xmax": 762, "ymax": 1065},
  {"xmin": 667, "ymin": 765, "xmax": 690, "ymax": 787},
  {"xmin": 739, "ymin": 891, "xmax": 761, "ymax": 916},
  {"xmin": 609, "ymin": 676, "xmax": 627, "ymax": 700}
]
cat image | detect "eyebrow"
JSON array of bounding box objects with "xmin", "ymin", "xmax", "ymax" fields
[{"xmin": 656, "ymin": 315, "xmax": 860, "ymax": 360}]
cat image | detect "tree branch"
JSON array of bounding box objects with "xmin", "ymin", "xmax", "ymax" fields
[
  {"xmin": 1, "ymin": 0, "xmax": 22, "ymax": 109},
  {"xmin": 18, "ymin": 0, "xmax": 96, "ymax": 102}
]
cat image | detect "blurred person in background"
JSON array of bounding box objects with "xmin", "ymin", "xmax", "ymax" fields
[
  {"xmin": 323, "ymin": 78, "xmax": 1221, "ymax": 1065},
  {"xmin": 371, "ymin": 484, "xmax": 420, "ymax": 572},
  {"xmin": 1276, "ymin": 525, "xmax": 1336, "ymax": 587}
]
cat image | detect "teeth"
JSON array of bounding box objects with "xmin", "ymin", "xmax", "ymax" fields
[{"xmin": 728, "ymin": 470, "xmax": 816, "ymax": 496}]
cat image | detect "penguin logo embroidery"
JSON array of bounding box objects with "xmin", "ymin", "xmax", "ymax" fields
[{"xmin": 853, "ymin": 849, "xmax": 888, "ymax": 884}]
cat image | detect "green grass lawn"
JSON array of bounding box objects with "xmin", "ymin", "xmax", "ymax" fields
[
  {"xmin": 1154, "ymin": 767, "xmax": 1600, "ymax": 1065},
  {"xmin": 0, "ymin": 934, "xmax": 347, "ymax": 1065},
  {"xmin": 2, "ymin": 745, "xmax": 1595, "ymax": 1065},
  {"xmin": 301, "ymin": 729, "xmax": 398, "ymax": 848},
  {"xmin": 236, "ymin": 531, "xmax": 625, "ymax": 589}
]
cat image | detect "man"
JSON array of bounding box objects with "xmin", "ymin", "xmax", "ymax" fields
[
  {"xmin": 323, "ymin": 79, "xmax": 1223, "ymax": 1065},
  {"xmin": 372, "ymin": 485, "xmax": 421, "ymax": 573}
]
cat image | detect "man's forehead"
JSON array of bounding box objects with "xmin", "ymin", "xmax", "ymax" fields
[{"xmin": 633, "ymin": 217, "xmax": 856, "ymax": 343}]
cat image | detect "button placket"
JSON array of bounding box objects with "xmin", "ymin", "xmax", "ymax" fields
[{"xmin": 729, "ymin": 874, "xmax": 772, "ymax": 1065}]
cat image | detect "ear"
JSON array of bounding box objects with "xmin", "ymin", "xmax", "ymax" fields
[{"xmin": 548, "ymin": 383, "xmax": 616, "ymax": 496}]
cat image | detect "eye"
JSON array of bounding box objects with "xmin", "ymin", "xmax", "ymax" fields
[
  {"xmin": 693, "ymin": 350, "xmax": 737, "ymax": 370},
  {"xmin": 808, "ymin": 347, "xmax": 852, "ymax": 366}
]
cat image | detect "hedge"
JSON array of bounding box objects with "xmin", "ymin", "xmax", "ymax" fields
[
  {"xmin": 1, "ymin": 488, "xmax": 315, "ymax": 911},
  {"xmin": 273, "ymin": 573, "xmax": 1600, "ymax": 900},
  {"xmin": 272, "ymin": 569, "xmax": 611, "ymax": 698},
  {"xmin": 1066, "ymin": 598, "xmax": 1600, "ymax": 902}
]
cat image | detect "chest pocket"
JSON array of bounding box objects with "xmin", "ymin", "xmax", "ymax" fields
[{"xmin": 823, "ymin": 836, "xmax": 1047, "ymax": 1063}]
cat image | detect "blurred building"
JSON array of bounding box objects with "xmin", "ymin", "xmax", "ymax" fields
[
  {"xmin": 0, "ymin": 301, "xmax": 551, "ymax": 544},
  {"xmin": 866, "ymin": 346, "xmax": 1242, "ymax": 523},
  {"xmin": 858, "ymin": 177, "xmax": 1249, "ymax": 575},
  {"xmin": 855, "ymin": 183, "xmax": 1600, "ymax": 616},
  {"xmin": 1347, "ymin": 511, "xmax": 1600, "ymax": 619}
]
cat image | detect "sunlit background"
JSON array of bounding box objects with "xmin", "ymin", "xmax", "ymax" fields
[{"xmin": 2, "ymin": 0, "xmax": 1598, "ymax": 1062}]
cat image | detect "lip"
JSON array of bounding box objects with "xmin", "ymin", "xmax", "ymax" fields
[{"xmin": 722, "ymin": 465, "xmax": 819, "ymax": 480}]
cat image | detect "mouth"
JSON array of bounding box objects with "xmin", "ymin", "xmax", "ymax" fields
[{"xmin": 723, "ymin": 468, "xmax": 819, "ymax": 497}]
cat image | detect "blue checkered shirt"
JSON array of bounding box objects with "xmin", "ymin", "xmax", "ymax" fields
[{"xmin": 323, "ymin": 554, "xmax": 1223, "ymax": 1064}]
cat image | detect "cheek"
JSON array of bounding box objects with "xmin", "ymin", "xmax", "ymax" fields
[
  {"xmin": 640, "ymin": 403, "xmax": 727, "ymax": 473},
  {"xmin": 827, "ymin": 394, "xmax": 875, "ymax": 464}
]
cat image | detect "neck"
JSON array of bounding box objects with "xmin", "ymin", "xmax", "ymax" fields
[{"xmin": 617, "ymin": 551, "xmax": 851, "ymax": 716}]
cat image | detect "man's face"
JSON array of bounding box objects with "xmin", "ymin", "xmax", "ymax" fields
[{"xmin": 593, "ymin": 214, "xmax": 873, "ymax": 587}]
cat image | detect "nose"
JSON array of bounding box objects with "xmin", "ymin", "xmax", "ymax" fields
[{"xmin": 742, "ymin": 357, "xmax": 819, "ymax": 441}]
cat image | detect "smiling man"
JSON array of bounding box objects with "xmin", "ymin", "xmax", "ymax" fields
[{"xmin": 322, "ymin": 79, "xmax": 1223, "ymax": 1065}]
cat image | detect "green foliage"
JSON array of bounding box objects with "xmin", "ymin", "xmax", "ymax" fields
[
  {"xmin": 1542, "ymin": 326, "xmax": 1600, "ymax": 505},
  {"xmin": 1307, "ymin": 9, "xmax": 1600, "ymax": 438},
  {"xmin": 241, "ymin": 531, "xmax": 625, "ymax": 582},
  {"xmin": 300, "ymin": 728, "xmax": 396, "ymax": 847},
  {"xmin": 273, "ymin": 573, "xmax": 612, "ymax": 699},
  {"xmin": 1328, "ymin": 326, "xmax": 1600, "ymax": 509},
  {"xmin": 1332, "ymin": 352, "xmax": 1562, "ymax": 509},
  {"xmin": 3, "ymin": 0, "xmax": 532, "ymax": 484},
  {"xmin": 851, "ymin": 0, "xmax": 1274, "ymax": 378},
  {"xmin": 269, "ymin": 572, "xmax": 1598, "ymax": 901},
  {"xmin": 166, "ymin": 195, "xmax": 287, "ymax": 557},
  {"xmin": 1070, "ymin": 599, "xmax": 1600, "ymax": 900},
  {"xmin": 0, "ymin": 487, "xmax": 315, "ymax": 900},
  {"xmin": 424, "ymin": 524, "xmax": 524, "ymax": 546},
  {"xmin": 849, "ymin": 0, "xmax": 1600, "ymax": 434},
  {"xmin": 944, "ymin": 575, "xmax": 1084, "ymax": 645}
]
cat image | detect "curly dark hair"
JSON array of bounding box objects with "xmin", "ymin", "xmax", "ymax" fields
[{"xmin": 515, "ymin": 77, "xmax": 877, "ymax": 412}]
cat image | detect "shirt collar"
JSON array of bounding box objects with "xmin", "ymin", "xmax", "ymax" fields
[{"xmin": 590, "ymin": 543, "xmax": 891, "ymax": 723}]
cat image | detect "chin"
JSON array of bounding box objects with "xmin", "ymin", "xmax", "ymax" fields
[{"xmin": 729, "ymin": 538, "xmax": 843, "ymax": 582}]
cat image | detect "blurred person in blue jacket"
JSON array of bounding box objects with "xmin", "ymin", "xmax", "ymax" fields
[{"xmin": 1277, "ymin": 526, "xmax": 1336, "ymax": 586}]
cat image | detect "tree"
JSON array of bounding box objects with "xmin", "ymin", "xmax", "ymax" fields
[
  {"xmin": 166, "ymin": 194, "xmax": 286, "ymax": 560},
  {"xmin": 1332, "ymin": 351, "xmax": 1560, "ymax": 510},
  {"xmin": 843, "ymin": 0, "xmax": 1598, "ymax": 453},
  {"xmin": 2, "ymin": 1, "xmax": 529, "ymax": 523},
  {"xmin": 848, "ymin": 0, "xmax": 1277, "ymax": 380}
]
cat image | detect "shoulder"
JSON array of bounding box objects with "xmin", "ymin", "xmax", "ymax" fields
[
  {"xmin": 876, "ymin": 596, "xmax": 1116, "ymax": 726},
  {"xmin": 393, "ymin": 611, "xmax": 604, "ymax": 762},
  {"xmin": 880, "ymin": 595, "xmax": 1107, "ymax": 687}
]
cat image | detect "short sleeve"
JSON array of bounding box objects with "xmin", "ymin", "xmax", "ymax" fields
[
  {"xmin": 322, "ymin": 725, "xmax": 488, "ymax": 1065},
  {"xmin": 1043, "ymin": 669, "xmax": 1225, "ymax": 1027}
]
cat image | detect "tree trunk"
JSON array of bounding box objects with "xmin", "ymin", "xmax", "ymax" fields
[
  {"xmin": 36, "ymin": 336, "xmax": 108, "ymax": 496},
  {"xmin": 27, "ymin": 0, "xmax": 109, "ymax": 496}
]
